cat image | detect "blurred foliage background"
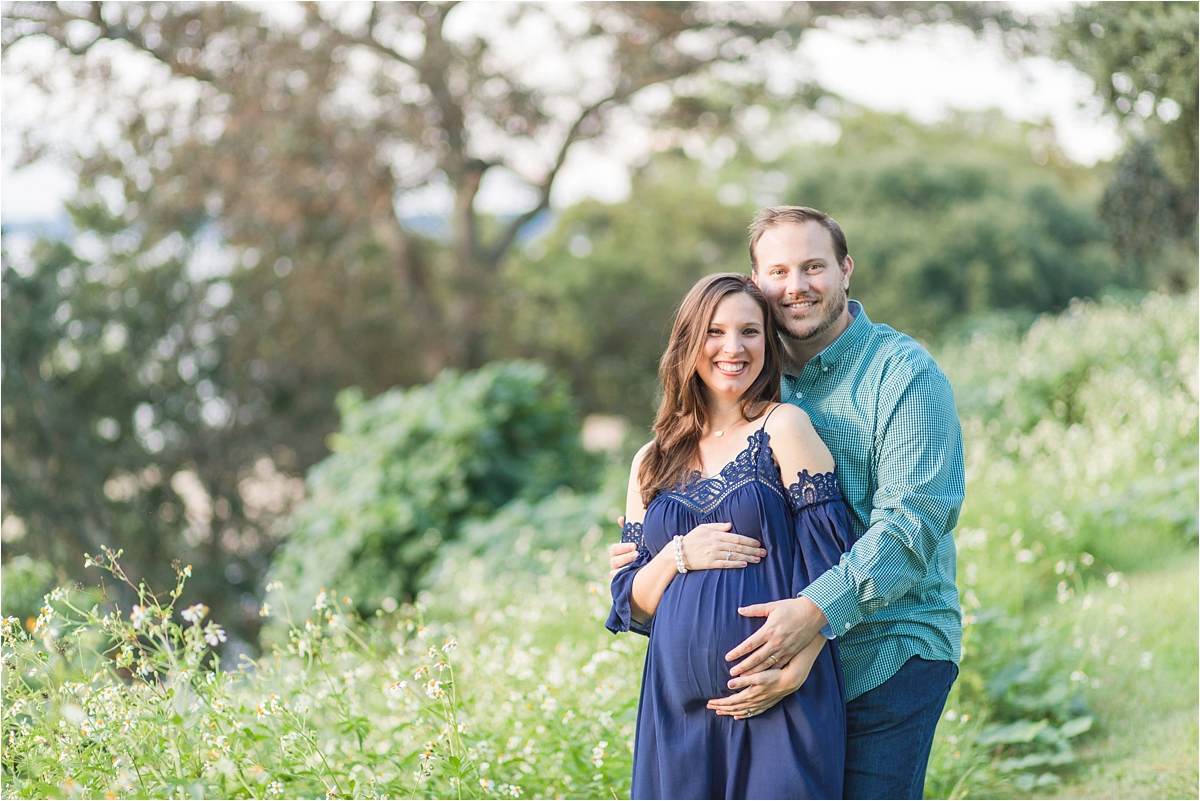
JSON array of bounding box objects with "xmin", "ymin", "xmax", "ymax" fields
[
  {"xmin": 1, "ymin": 2, "xmax": 1196, "ymax": 663},
  {"xmin": 1, "ymin": 2, "xmax": 1196, "ymax": 797}
]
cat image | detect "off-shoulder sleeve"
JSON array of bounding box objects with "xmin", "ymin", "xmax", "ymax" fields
[
  {"xmin": 786, "ymin": 471, "xmax": 853, "ymax": 614},
  {"xmin": 605, "ymin": 521, "xmax": 652, "ymax": 636}
]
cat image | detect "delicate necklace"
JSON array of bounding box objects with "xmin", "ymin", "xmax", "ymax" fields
[{"xmin": 710, "ymin": 417, "xmax": 740, "ymax": 437}]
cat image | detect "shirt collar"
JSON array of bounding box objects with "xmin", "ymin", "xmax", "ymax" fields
[{"xmin": 783, "ymin": 300, "xmax": 870, "ymax": 377}]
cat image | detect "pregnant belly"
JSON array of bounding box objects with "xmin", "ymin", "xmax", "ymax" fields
[{"xmin": 649, "ymin": 568, "xmax": 774, "ymax": 705}]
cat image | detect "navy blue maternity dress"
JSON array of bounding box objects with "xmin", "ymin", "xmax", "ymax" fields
[{"xmin": 607, "ymin": 427, "xmax": 852, "ymax": 800}]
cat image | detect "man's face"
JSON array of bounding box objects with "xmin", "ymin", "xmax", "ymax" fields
[{"xmin": 751, "ymin": 221, "xmax": 853, "ymax": 349}]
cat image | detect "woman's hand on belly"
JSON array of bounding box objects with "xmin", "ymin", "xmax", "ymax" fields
[
  {"xmin": 679, "ymin": 522, "xmax": 766, "ymax": 570},
  {"xmin": 705, "ymin": 635, "xmax": 827, "ymax": 720}
]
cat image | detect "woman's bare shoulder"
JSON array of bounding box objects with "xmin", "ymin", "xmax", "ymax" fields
[
  {"xmin": 762, "ymin": 403, "xmax": 814, "ymax": 436},
  {"xmin": 627, "ymin": 440, "xmax": 656, "ymax": 488},
  {"xmin": 630, "ymin": 440, "xmax": 656, "ymax": 470},
  {"xmin": 763, "ymin": 404, "xmax": 833, "ymax": 472}
]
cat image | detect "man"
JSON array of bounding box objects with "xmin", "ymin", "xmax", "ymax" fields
[{"xmin": 610, "ymin": 206, "xmax": 965, "ymax": 799}]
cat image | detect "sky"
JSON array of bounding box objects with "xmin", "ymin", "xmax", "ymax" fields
[{"xmin": 1, "ymin": 11, "xmax": 1122, "ymax": 225}]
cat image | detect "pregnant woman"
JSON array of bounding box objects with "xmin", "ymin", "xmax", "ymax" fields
[{"xmin": 606, "ymin": 273, "xmax": 853, "ymax": 799}]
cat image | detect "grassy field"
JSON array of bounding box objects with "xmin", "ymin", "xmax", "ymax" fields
[{"xmin": 1045, "ymin": 548, "xmax": 1198, "ymax": 800}]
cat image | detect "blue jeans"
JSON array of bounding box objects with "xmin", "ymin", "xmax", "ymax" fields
[{"xmin": 844, "ymin": 656, "xmax": 958, "ymax": 800}]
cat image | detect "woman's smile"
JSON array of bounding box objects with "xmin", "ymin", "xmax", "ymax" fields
[{"xmin": 714, "ymin": 360, "xmax": 748, "ymax": 376}]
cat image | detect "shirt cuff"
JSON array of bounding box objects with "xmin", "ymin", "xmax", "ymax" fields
[
  {"xmin": 800, "ymin": 567, "xmax": 864, "ymax": 640},
  {"xmin": 606, "ymin": 552, "xmax": 652, "ymax": 636}
]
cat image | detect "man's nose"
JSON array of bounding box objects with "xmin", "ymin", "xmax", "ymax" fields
[{"xmin": 786, "ymin": 273, "xmax": 811, "ymax": 297}]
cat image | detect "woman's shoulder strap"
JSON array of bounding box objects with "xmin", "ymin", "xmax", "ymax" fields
[{"xmin": 758, "ymin": 402, "xmax": 785, "ymax": 431}]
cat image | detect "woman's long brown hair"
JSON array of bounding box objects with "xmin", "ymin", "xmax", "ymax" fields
[{"xmin": 638, "ymin": 273, "xmax": 782, "ymax": 506}]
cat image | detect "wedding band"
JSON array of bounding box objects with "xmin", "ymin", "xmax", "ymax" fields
[{"xmin": 768, "ymin": 654, "xmax": 778, "ymax": 665}]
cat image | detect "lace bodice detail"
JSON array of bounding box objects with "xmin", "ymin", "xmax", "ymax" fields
[
  {"xmin": 657, "ymin": 428, "xmax": 842, "ymax": 515},
  {"xmin": 663, "ymin": 429, "xmax": 782, "ymax": 514}
]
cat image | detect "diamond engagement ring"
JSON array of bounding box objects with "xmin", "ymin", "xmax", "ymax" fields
[{"xmin": 725, "ymin": 551, "xmax": 733, "ymax": 561}]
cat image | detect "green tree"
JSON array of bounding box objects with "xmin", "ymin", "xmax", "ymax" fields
[
  {"xmin": 1052, "ymin": 2, "xmax": 1198, "ymax": 289},
  {"xmin": 1056, "ymin": 1, "xmax": 1198, "ymax": 185},
  {"xmin": 1, "ymin": 211, "xmax": 273, "ymax": 641}
]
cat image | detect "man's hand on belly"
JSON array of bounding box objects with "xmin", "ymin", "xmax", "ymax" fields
[
  {"xmin": 707, "ymin": 635, "xmax": 825, "ymax": 719},
  {"xmin": 725, "ymin": 596, "xmax": 828, "ymax": 677}
]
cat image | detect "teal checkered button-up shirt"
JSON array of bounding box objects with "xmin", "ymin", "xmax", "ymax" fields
[{"xmin": 786, "ymin": 301, "xmax": 964, "ymax": 702}]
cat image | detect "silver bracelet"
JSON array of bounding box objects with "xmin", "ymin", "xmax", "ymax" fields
[{"xmin": 672, "ymin": 535, "xmax": 688, "ymax": 574}]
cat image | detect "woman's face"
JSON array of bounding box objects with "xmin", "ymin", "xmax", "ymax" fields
[{"xmin": 695, "ymin": 292, "xmax": 766, "ymax": 406}]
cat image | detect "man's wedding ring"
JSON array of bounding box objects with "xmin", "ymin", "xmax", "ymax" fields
[{"xmin": 767, "ymin": 653, "xmax": 779, "ymax": 665}]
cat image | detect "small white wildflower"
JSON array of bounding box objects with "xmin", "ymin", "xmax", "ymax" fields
[
  {"xmin": 181, "ymin": 604, "xmax": 209, "ymax": 624},
  {"xmin": 203, "ymin": 623, "xmax": 227, "ymax": 647},
  {"xmin": 266, "ymin": 580, "xmax": 282, "ymax": 592},
  {"xmin": 442, "ymin": 637, "xmax": 458, "ymax": 653},
  {"xmin": 424, "ymin": 679, "xmax": 444, "ymax": 699},
  {"xmin": 314, "ymin": 590, "xmax": 328, "ymax": 611},
  {"xmin": 182, "ymin": 565, "xmax": 192, "ymax": 577},
  {"xmin": 480, "ymin": 778, "xmax": 493, "ymax": 791},
  {"xmin": 591, "ymin": 740, "xmax": 608, "ymax": 767},
  {"xmin": 130, "ymin": 605, "xmax": 148, "ymax": 630},
  {"xmin": 259, "ymin": 603, "xmax": 272, "ymax": 618}
]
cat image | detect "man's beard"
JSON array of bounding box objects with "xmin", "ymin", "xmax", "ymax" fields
[{"xmin": 776, "ymin": 282, "xmax": 847, "ymax": 343}]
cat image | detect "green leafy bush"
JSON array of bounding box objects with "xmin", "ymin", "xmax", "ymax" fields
[
  {"xmin": 267, "ymin": 360, "xmax": 599, "ymax": 618},
  {"xmin": 0, "ymin": 556, "xmax": 56, "ymax": 627},
  {"xmin": 927, "ymin": 290, "xmax": 1198, "ymax": 795}
]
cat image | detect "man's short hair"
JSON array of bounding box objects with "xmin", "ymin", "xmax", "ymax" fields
[{"xmin": 748, "ymin": 206, "xmax": 849, "ymax": 272}]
